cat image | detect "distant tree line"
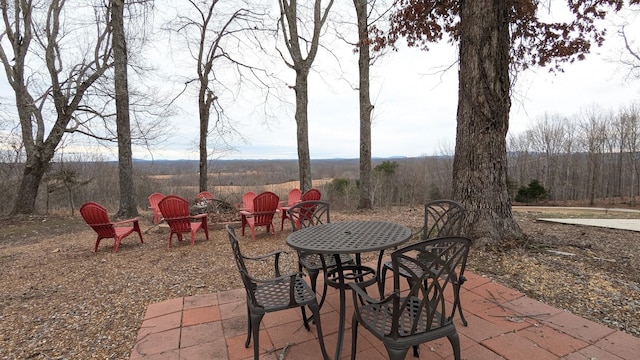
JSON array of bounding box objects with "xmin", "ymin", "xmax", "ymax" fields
[
  {"xmin": 6, "ymin": 103, "xmax": 640, "ymax": 216},
  {"xmin": 508, "ymin": 104, "xmax": 640, "ymax": 206}
]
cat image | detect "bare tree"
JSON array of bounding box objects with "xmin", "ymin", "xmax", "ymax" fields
[
  {"xmin": 617, "ymin": 4, "xmax": 640, "ymax": 79},
  {"xmin": 110, "ymin": 0, "xmax": 138, "ymax": 218},
  {"xmin": 621, "ymin": 104, "xmax": 640, "ymax": 204},
  {"xmin": 0, "ymin": 0, "xmax": 112, "ymax": 215},
  {"xmin": 377, "ymin": 0, "xmax": 627, "ymax": 243},
  {"xmin": 277, "ymin": 0, "xmax": 334, "ymax": 192},
  {"xmin": 559, "ymin": 120, "xmax": 578, "ymax": 201},
  {"xmin": 170, "ymin": 0, "xmax": 269, "ymax": 192},
  {"xmin": 353, "ymin": 0, "xmax": 373, "ymax": 209},
  {"xmin": 526, "ymin": 114, "xmax": 567, "ymax": 200},
  {"xmin": 577, "ymin": 106, "xmax": 609, "ymax": 205}
]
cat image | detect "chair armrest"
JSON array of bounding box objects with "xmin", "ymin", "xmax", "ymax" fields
[
  {"xmin": 349, "ymin": 282, "xmax": 396, "ymax": 305},
  {"xmin": 247, "ymin": 271, "xmax": 302, "ymax": 285},
  {"xmin": 191, "ymin": 213, "xmax": 207, "ymax": 220},
  {"xmin": 243, "ymin": 250, "xmax": 288, "ymax": 277},
  {"xmin": 242, "ymin": 250, "xmax": 288, "ymax": 261},
  {"xmin": 164, "ymin": 215, "xmax": 191, "ymax": 221},
  {"xmin": 239, "ymin": 210, "xmax": 252, "ymax": 216},
  {"xmin": 112, "ymin": 217, "xmax": 139, "ymax": 226}
]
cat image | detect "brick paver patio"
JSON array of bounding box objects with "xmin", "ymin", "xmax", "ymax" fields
[{"xmin": 129, "ymin": 264, "xmax": 640, "ymax": 360}]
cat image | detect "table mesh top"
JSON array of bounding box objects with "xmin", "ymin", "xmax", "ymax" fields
[{"xmin": 286, "ymin": 221, "xmax": 412, "ymax": 254}]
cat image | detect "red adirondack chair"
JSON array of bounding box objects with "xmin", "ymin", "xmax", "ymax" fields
[
  {"xmin": 239, "ymin": 191, "xmax": 257, "ymax": 233},
  {"xmin": 148, "ymin": 192, "xmax": 165, "ymax": 224},
  {"xmin": 301, "ymin": 188, "xmax": 321, "ymax": 201},
  {"xmin": 80, "ymin": 201, "xmax": 144, "ymax": 252},
  {"xmin": 280, "ymin": 188, "xmax": 302, "ymax": 231},
  {"xmin": 158, "ymin": 195, "xmax": 209, "ymax": 248},
  {"xmin": 241, "ymin": 191, "xmax": 257, "ymax": 210},
  {"xmin": 240, "ymin": 191, "xmax": 280, "ymax": 240},
  {"xmin": 197, "ymin": 191, "xmax": 214, "ymax": 203}
]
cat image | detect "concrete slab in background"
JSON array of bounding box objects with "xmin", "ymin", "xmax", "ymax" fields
[{"xmin": 537, "ymin": 218, "xmax": 640, "ymax": 232}]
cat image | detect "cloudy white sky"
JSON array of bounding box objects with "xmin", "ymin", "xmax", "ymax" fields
[
  {"xmin": 1, "ymin": 3, "xmax": 638, "ymax": 162},
  {"xmin": 137, "ymin": 5, "xmax": 639, "ymax": 162}
]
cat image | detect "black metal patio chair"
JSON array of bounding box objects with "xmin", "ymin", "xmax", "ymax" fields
[
  {"xmin": 350, "ymin": 236, "xmax": 471, "ymax": 360},
  {"xmin": 379, "ymin": 199, "xmax": 469, "ymax": 325},
  {"xmin": 225, "ymin": 224, "xmax": 329, "ymax": 360}
]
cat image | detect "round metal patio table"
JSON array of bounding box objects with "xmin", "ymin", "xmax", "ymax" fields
[{"xmin": 286, "ymin": 220, "xmax": 412, "ymax": 360}]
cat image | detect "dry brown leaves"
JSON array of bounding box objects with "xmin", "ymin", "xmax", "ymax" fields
[{"xmin": 0, "ymin": 206, "xmax": 638, "ymax": 359}]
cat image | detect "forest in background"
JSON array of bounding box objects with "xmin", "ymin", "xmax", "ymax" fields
[
  {"xmin": 2, "ymin": 134, "xmax": 640, "ymax": 218},
  {"xmin": 0, "ymin": 157, "xmax": 451, "ymax": 216}
]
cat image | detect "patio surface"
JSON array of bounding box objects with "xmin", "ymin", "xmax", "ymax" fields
[{"xmin": 128, "ymin": 256, "xmax": 640, "ymax": 360}]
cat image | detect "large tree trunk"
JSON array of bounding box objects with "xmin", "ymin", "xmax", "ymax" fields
[
  {"xmin": 12, "ymin": 161, "xmax": 48, "ymax": 214},
  {"xmin": 354, "ymin": 0, "xmax": 373, "ymax": 210},
  {"xmin": 11, "ymin": 86, "xmax": 55, "ymax": 214},
  {"xmin": 453, "ymin": 0, "xmax": 523, "ymax": 243},
  {"xmin": 112, "ymin": 0, "xmax": 138, "ymax": 218},
  {"xmin": 295, "ymin": 68, "xmax": 312, "ymax": 192},
  {"xmin": 199, "ymin": 86, "xmax": 211, "ymax": 192},
  {"xmin": 278, "ymin": 0, "xmax": 333, "ymax": 193}
]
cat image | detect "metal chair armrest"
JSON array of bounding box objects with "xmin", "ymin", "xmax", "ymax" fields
[
  {"xmin": 349, "ymin": 282, "xmax": 396, "ymax": 305},
  {"xmin": 242, "ymin": 250, "xmax": 288, "ymax": 277}
]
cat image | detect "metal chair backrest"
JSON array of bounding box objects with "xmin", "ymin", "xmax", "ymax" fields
[
  {"xmin": 288, "ymin": 200, "xmax": 330, "ymax": 231},
  {"xmin": 389, "ymin": 236, "xmax": 471, "ymax": 336},
  {"xmin": 225, "ymin": 225, "xmax": 255, "ymax": 301},
  {"xmin": 422, "ymin": 200, "xmax": 465, "ymax": 240}
]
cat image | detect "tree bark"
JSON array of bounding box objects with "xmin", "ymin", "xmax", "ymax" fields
[
  {"xmin": 354, "ymin": 0, "xmax": 373, "ymax": 209},
  {"xmin": 199, "ymin": 86, "xmax": 211, "ymax": 192},
  {"xmin": 112, "ymin": 0, "xmax": 138, "ymax": 218},
  {"xmin": 294, "ymin": 67, "xmax": 312, "ymax": 192},
  {"xmin": 453, "ymin": 0, "xmax": 523, "ymax": 243},
  {"xmin": 2, "ymin": 1, "xmax": 110, "ymax": 215},
  {"xmin": 278, "ymin": 0, "xmax": 334, "ymax": 193}
]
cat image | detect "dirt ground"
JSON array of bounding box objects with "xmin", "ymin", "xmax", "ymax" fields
[{"xmin": 0, "ymin": 206, "xmax": 639, "ymax": 359}]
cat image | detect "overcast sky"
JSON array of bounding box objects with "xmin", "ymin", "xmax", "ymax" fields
[
  {"xmin": 1, "ymin": 3, "xmax": 638, "ymax": 162},
  {"xmin": 134, "ymin": 6, "xmax": 640, "ymax": 162}
]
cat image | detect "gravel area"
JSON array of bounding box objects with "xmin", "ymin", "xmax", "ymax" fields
[{"xmin": 0, "ymin": 206, "xmax": 638, "ymax": 359}]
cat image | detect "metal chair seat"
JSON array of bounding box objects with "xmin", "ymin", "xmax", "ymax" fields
[
  {"xmin": 359, "ymin": 296, "xmax": 443, "ymax": 336},
  {"xmin": 253, "ymin": 276, "xmax": 317, "ymax": 312}
]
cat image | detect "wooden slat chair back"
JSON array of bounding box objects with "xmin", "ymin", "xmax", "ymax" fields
[
  {"xmin": 148, "ymin": 192, "xmax": 165, "ymax": 224},
  {"xmin": 80, "ymin": 201, "xmax": 143, "ymax": 252},
  {"xmin": 240, "ymin": 191, "xmax": 280, "ymax": 240},
  {"xmin": 301, "ymin": 188, "xmax": 321, "ymax": 201},
  {"xmin": 158, "ymin": 195, "xmax": 209, "ymax": 248}
]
